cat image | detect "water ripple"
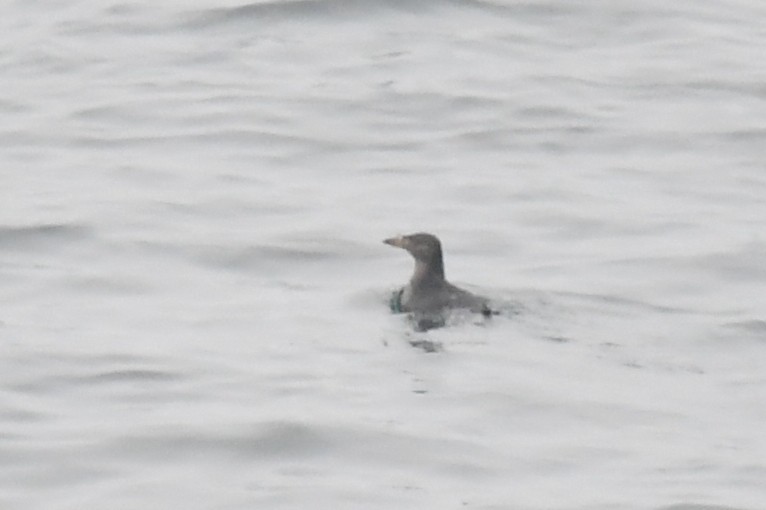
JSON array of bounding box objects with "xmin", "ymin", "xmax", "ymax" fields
[{"xmin": 0, "ymin": 223, "xmax": 93, "ymax": 251}]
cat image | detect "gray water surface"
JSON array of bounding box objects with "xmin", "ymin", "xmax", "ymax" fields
[{"xmin": 2, "ymin": 1, "xmax": 766, "ymax": 509}]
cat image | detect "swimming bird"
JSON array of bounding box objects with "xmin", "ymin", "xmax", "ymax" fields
[{"xmin": 384, "ymin": 232, "xmax": 493, "ymax": 330}]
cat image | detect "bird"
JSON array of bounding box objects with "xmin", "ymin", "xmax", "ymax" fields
[{"xmin": 383, "ymin": 232, "xmax": 493, "ymax": 330}]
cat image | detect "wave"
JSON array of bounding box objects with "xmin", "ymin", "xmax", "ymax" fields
[
  {"xmin": 182, "ymin": 0, "xmax": 514, "ymax": 29},
  {"xmin": 0, "ymin": 223, "xmax": 93, "ymax": 251}
]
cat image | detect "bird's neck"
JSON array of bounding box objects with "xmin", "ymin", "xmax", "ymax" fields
[{"xmin": 411, "ymin": 257, "xmax": 445, "ymax": 288}]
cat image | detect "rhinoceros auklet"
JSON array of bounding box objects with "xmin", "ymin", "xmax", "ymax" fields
[{"xmin": 384, "ymin": 232, "xmax": 493, "ymax": 330}]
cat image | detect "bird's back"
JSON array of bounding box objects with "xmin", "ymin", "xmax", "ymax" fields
[{"xmin": 401, "ymin": 280, "xmax": 488, "ymax": 314}]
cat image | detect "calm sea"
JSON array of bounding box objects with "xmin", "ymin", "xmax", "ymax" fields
[{"xmin": 2, "ymin": 1, "xmax": 765, "ymax": 509}]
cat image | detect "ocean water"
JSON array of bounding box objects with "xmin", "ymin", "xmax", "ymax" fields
[{"xmin": 2, "ymin": 0, "xmax": 766, "ymax": 509}]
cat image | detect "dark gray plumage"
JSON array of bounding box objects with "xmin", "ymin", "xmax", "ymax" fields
[{"xmin": 384, "ymin": 233, "xmax": 492, "ymax": 329}]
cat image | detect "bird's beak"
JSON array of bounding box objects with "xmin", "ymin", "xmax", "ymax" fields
[{"xmin": 383, "ymin": 235, "xmax": 406, "ymax": 248}]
